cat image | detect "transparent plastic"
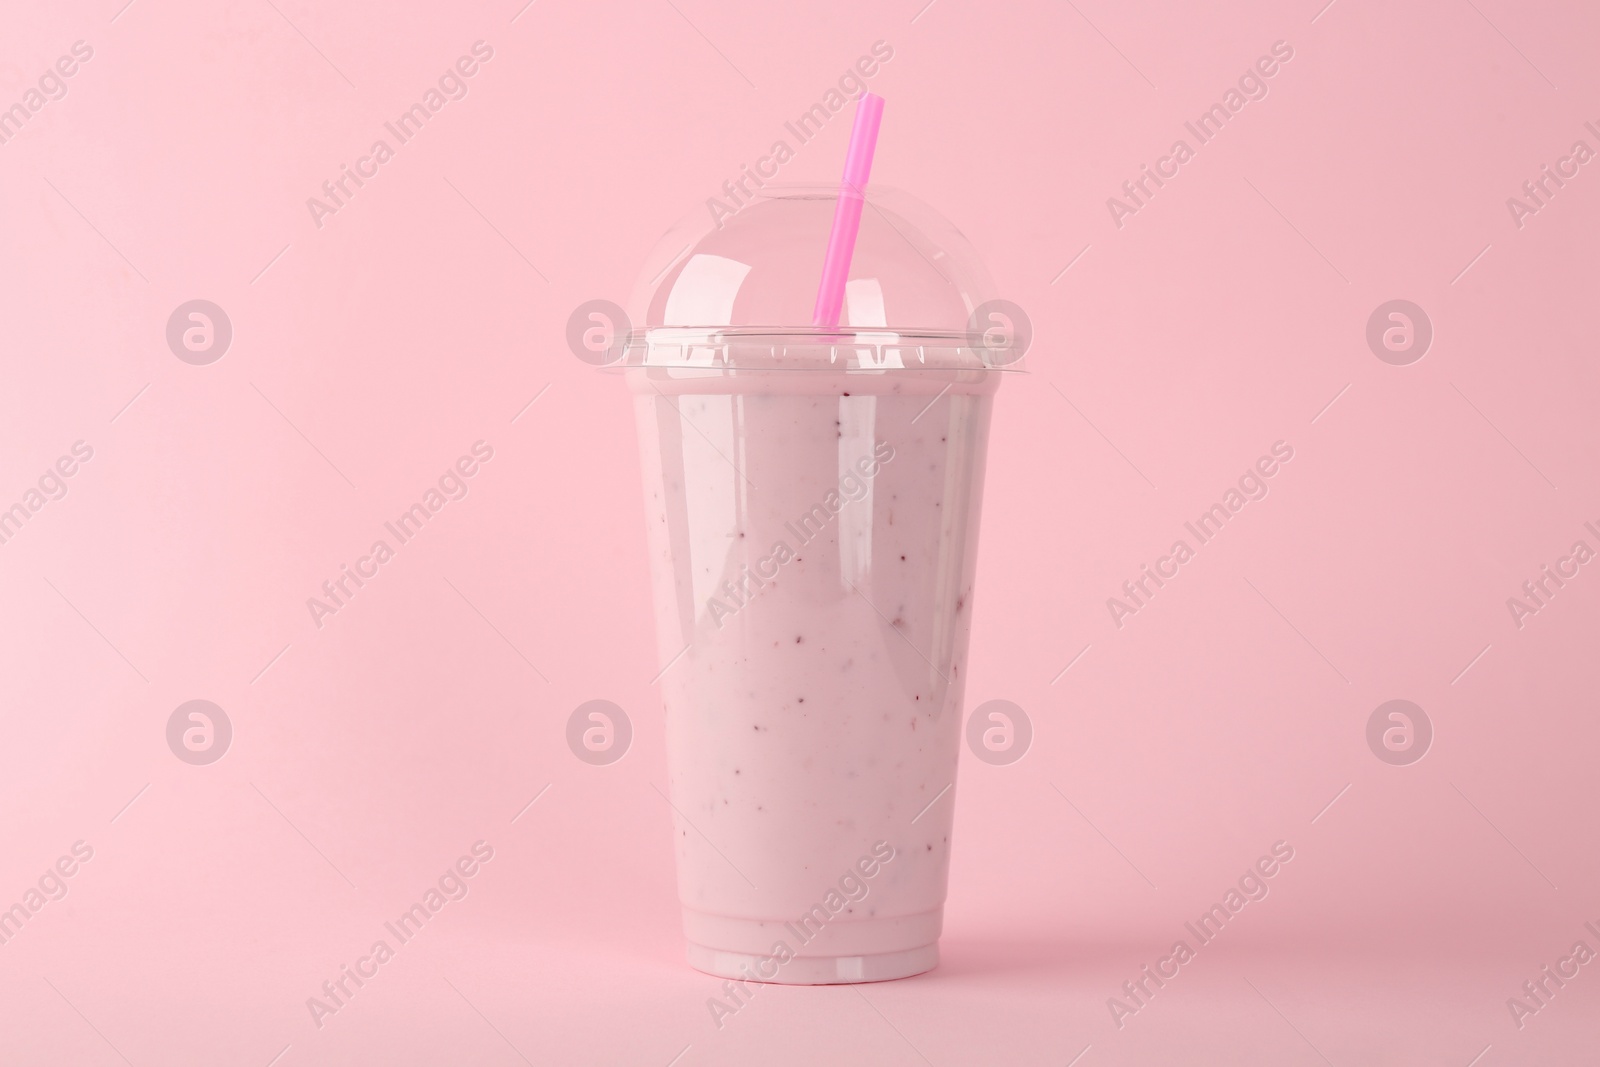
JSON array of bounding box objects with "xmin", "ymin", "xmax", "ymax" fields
[
  {"xmin": 624, "ymin": 185, "xmax": 1022, "ymax": 373},
  {"xmin": 626, "ymin": 186, "xmax": 1004, "ymax": 984}
]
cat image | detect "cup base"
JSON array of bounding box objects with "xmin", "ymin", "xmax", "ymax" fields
[{"xmin": 686, "ymin": 942, "xmax": 938, "ymax": 985}]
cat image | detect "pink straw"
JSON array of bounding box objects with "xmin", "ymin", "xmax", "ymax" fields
[{"xmin": 811, "ymin": 92, "xmax": 885, "ymax": 329}]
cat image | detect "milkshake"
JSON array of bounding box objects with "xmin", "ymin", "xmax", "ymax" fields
[{"xmin": 625, "ymin": 183, "xmax": 1012, "ymax": 983}]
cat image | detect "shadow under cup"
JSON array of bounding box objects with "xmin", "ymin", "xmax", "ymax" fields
[{"xmin": 627, "ymin": 336, "xmax": 999, "ymax": 984}]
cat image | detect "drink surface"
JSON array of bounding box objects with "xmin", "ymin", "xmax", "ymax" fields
[{"xmin": 631, "ymin": 369, "xmax": 995, "ymax": 960}]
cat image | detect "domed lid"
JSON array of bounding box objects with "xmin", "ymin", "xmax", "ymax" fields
[{"xmin": 622, "ymin": 185, "xmax": 1026, "ymax": 371}]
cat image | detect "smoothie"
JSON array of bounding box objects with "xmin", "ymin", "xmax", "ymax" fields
[{"xmin": 629, "ymin": 355, "xmax": 997, "ymax": 983}]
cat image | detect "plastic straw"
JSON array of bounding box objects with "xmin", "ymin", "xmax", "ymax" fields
[{"xmin": 811, "ymin": 92, "xmax": 885, "ymax": 329}]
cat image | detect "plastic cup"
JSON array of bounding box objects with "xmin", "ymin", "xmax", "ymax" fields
[{"xmin": 623, "ymin": 186, "xmax": 1017, "ymax": 984}]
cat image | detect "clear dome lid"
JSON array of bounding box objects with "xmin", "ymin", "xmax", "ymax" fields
[{"xmin": 622, "ymin": 185, "xmax": 1025, "ymax": 372}]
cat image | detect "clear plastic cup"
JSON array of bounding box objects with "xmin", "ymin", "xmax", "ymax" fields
[{"xmin": 623, "ymin": 186, "xmax": 1018, "ymax": 984}]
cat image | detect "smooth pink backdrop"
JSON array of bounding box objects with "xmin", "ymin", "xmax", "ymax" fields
[{"xmin": 2, "ymin": 0, "xmax": 1598, "ymax": 1063}]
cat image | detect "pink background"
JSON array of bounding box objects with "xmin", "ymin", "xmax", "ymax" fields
[{"xmin": 3, "ymin": 0, "xmax": 1598, "ymax": 1063}]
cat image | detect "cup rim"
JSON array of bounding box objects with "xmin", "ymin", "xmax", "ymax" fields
[{"xmin": 611, "ymin": 326, "xmax": 1028, "ymax": 372}]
